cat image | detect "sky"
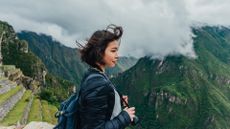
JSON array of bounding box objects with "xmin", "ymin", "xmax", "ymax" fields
[{"xmin": 0, "ymin": 0, "xmax": 230, "ymax": 58}]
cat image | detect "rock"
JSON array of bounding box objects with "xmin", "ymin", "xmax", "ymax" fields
[
  {"xmin": 0, "ymin": 122, "xmax": 54, "ymax": 129},
  {"xmin": 0, "ymin": 125, "xmax": 24, "ymax": 129},
  {"xmin": 23, "ymin": 122, "xmax": 54, "ymax": 129},
  {"xmin": 0, "ymin": 125, "xmax": 16, "ymax": 129}
]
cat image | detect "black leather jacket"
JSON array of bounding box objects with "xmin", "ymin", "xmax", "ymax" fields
[{"xmin": 78, "ymin": 68, "xmax": 131, "ymax": 129}]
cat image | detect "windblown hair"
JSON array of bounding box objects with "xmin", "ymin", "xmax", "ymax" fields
[{"xmin": 76, "ymin": 24, "xmax": 123, "ymax": 71}]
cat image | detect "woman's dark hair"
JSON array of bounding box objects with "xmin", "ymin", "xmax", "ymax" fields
[{"xmin": 76, "ymin": 24, "xmax": 123, "ymax": 71}]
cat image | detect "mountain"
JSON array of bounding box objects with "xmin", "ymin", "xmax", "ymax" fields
[
  {"xmin": 2, "ymin": 19, "xmax": 230, "ymax": 128},
  {"xmin": 17, "ymin": 31, "xmax": 87, "ymax": 85},
  {"xmin": 17, "ymin": 31, "xmax": 138, "ymax": 85},
  {"xmin": 113, "ymin": 26, "xmax": 230, "ymax": 129},
  {"xmin": 0, "ymin": 20, "xmax": 78, "ymax": 126},
  {"xmin": 0, "ymin": 20, "xmax": 74, "ymax": 106},
  {"xmin": 0, "ymin": 21, "xmax": 46, "ymax": 82},
  {"xmin": 105, "ymin": 56, "xmax": 137, "ymax": 77}
]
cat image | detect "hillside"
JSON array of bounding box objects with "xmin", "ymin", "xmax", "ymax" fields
[
  {"xmin": 113, "ymin": 26, "xmax": 230, "ymax": 129},
  {"xmin": 105, "ymin": 56, "xmax": 137, "ymax": 77},
  {"xmin": 17, "ymin": 31, "xmax": 87, "ymax": 85},
  {"xmin": 0, "ymin": 21, "xmax": 46, "ymax": 82},
  {"xmin": 17, "ymin": 31, "xmax": 138, "ymax": 85},
  {"xmin": 0, "ymin": 20, "xmax": 74, "ymax": 126}
]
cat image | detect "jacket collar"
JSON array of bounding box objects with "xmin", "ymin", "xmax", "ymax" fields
[{"xmin": 88, "ymin": 67, "xmax": 104, "ymax": 74}]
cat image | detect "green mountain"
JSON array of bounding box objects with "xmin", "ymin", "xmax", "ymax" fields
[
  {"xmin": 17, "ymin": 31, "xmax": 138, "ymax": 85},
  {"xmin": 0, "ymin": 21, "xmax": 46, "ymax": 81},
  {"xmin": 106, "ymin": 56, "xmax": 137, "ymax": 77},
  {"xmin": 17, "ymin": 31, "xmax": 87, "ymax": 85},
  {"xmin": 0, "ymin": 20, "xmax": 73, "ymax": 107},
  {"xmin": 113, "ymin": 26, "xmax": 230, "ymax": 129}
]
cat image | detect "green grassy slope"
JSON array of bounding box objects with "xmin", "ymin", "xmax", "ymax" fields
[{"xmin": 113, "ymin": 26, "xmax": 230, "ymax": 129}]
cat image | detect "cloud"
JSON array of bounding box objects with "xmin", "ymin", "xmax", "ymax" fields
[
  {"xmin": 0, "ymin": 12, "xmax": 80, "ymax": 48},
  {"xmin": 186, "ymin": 0, "xmax": 230, "ymax": 26},
  {"xmin": 0, "ymin": 0, "xmax": 230, "ymax": 58}
]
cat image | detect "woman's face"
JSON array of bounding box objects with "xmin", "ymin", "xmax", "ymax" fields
[{"xmin": 103, "ymin": 40, "xmax": 119, "ymax": 68}]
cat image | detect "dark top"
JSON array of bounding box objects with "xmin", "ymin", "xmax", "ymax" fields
[{"xmin": 78, "ymin": 68, "xmax": 131, "ymax": 129}]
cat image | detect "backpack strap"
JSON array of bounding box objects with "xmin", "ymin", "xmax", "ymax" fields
[
  {"xmin": 54, "ymin": 73, "xmax": 104, "ymax": 129},
  {"xmin": 55, "ymin": 73, "xmax": 100, "ymax": 116}
]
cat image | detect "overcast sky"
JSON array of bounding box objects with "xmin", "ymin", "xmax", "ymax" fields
[{"xmin": 0, "ymin": 0, "xmax": 230, "ymax": 58}]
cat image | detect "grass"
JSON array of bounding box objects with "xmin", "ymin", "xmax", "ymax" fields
[
  {"xmin": 2, "ymin": 65, "xmax": 16, "ymax": 71},
  {"xmin": 41, "ymin": 100, "xmax": 58, "ymax": 124},
  {"xmin": 28, "ymin": 98, "xmax": 42, "ymax": 122},
  {"xmin": 48, "ymin": 104, "xmax": 58, "ymax": 124},
  {"xmin": 29, "ymin": 99, "xmax": 57, "ymax": 124},
  {"xmin": 0, "ymin": 86, "xmax": 22, "ymax": 106},
  {"xmin": 41, "ymin": 100, "xmax": 52, "ymax": 123},
  {"xmin": 1, "ymin": 90, "xmax": 31, "ymax": 126}
]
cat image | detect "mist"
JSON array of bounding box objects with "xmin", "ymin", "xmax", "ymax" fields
[{"xmin": 1, "ymin": 0, "xmax": 230, "ymax": 58}]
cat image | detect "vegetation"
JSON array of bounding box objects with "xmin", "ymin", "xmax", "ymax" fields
[
  {"xmin": 1, "ymin": 90, "xmax": 32, "ymax": 126},
  {"xmin": 39, "ymin": 73, "xmax": 74, "ymax": 107},
  {"xmin": 2, "ymin": 20, "xmax": 230, "ymax": 128},
  {"xmin": 17, "ymin": 31, "xmax": 87, "ymax": 85},
  {"xmin": 113, "ymin": 26, "xmax": 230, "ymax": 129},
  {"xmin": 17, "ymin": 31, "xmax": 138, "ymax": 84},
  {"xmin": 1, "ymin": 20, "xmax": 46, "ymax": 87},
  {"xmin": 0, "ymin": 86, "xmax": 22, "ymax": 105},
  {"xmin": 28, "ymin": 97, "xmax": 57, "ymax": 124},
  {"xmin": 28, "ymin": 98, "xmax": 42, "ymax": 122},
  {"xmin": 41, "ymin": 100, "xmax": 52, "ymax": 123},
  {"xmin": 41, "ymin": 100, "xmax": 57, "ymax": 124},
  {"xmin": 1, "ymin": 20, "xmax": 74, "ymax": 106},
  {"xmin": 48, "ymin": 104, "xmax": 58, "ymax": 124}
]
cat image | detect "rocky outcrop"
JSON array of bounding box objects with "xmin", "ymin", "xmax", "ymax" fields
[
  {"xmin": 0, "ymin": 125, "xmax": 18, "ymax": 129},
  {"xmin": 23, "ymin": 122, "xmax": 54, "ymax": 129},
  {"xmin": 1, "ymin": 65, "xmax": 40, "ymax": 91},
  {"xmin": 2, "ymin": 65, "xmax": 22, "ymax": 85}
]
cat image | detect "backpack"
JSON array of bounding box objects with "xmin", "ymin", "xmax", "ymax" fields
[{"xmin": 53, "ymin": 73, "xmax": 99, "ymax": 129}]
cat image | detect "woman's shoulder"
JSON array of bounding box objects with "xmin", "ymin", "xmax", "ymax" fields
[
  {"xmin": 80, "ymin": 72, "xmax": 114, "ymax": 99},
  {"xmin": 85, "ymin": 72, "xmax": 108, "ymax": 84},
  {"xmin": 81, "ymin": 70, "xmax": 112, "ymax": 92}
]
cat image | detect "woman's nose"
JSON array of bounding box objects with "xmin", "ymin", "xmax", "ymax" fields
[
  {"xmin": 115, "ymin": 53, "xmax": 119, "ymax": 59},
  {"xmin": 115, "ymin": 56, "xmax": 119, "ymax": 60}
]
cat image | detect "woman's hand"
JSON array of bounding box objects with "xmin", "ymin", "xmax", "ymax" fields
[
  {"xmin": 123, "ymin": 107, "xmax": 136, "ymax": 122},
  {"xmin": 122, "ymin": 95, "xmax": 128, "ymax": 107}
]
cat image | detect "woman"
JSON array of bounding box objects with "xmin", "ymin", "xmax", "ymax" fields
[{"xmin": 76, "ymin": 24, "xmax": 136, "ymax": 129}]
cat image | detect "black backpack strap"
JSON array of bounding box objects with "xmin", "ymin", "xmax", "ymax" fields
[{"xmin": 54, "ymin": 73, "xmax": 104, "ymax": 129}]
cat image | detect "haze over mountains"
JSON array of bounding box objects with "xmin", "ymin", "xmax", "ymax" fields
[
  {"xmin": 17, "ymin": 31, "xmax": 138, "ymax": 85},
  {"xmin": 1, "ymin": 20, "xmax": 230, "ymax": 128},
  {"xmin": 112, "ymin": 26, "xmax": 230, "ymax": 129}
]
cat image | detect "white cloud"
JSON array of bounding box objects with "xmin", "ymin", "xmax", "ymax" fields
[
  {"xmin": 186, "ymin": 0, "xmax": 230, "ymax": 26},
  {"xmin": 0, "ymin": 0, "xmax": 230, "ymax": 58},
  {"xmin": 0, "ymin": 12, "xmax": 80, "ymax": 47}
]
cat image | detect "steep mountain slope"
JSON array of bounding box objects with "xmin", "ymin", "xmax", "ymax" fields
[
  {"xmin": 17, "ymin": 31, "xmax": 138, "ymax": 84},
  {"xmin": 105, "ymin": 56, "xmax": 137, "ymax": 77},
  {"xmin": 0, "ymin": 20, "xmax": 73, "ymax": 106},
  {"xmin": 0, "ymin": 21, "xmax": 46, "ymax": 82},
  {"xmin": 113, "ymin": 26, "xmax": 230, "ymax": 129},
  {"xmin": 17, "ymin": 31, "xmax": 87, "ymax": 85},
  {"xmin": 0, "ymin": 20, "xmax": 137, "ymax": 127}
]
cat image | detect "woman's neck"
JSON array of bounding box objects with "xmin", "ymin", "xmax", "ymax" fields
[{"xmin": 95, "ymin": 63, "xmax": 105, "ymax": 73}]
